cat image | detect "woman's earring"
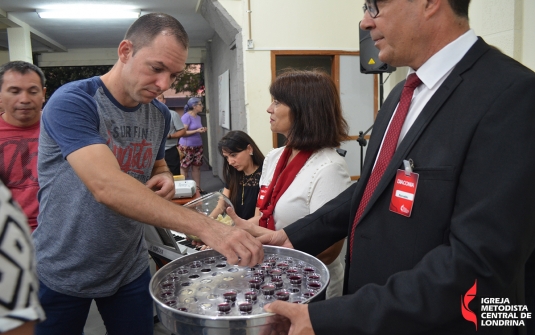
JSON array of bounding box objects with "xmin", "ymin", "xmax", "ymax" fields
[{"xmin": 250, "ymin": 152, "xmax": 253, "ymax": 155}]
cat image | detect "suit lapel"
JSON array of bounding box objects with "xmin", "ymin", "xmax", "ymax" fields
[{"xmin": 356, "ymin": 38, "xmax": 490, "ymax": 223}]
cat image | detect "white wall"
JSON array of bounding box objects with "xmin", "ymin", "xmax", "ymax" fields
[
  {"xmin": 521, "ymin": 0, "xmax": 535, "ymax": 71},
  {"xmin": 228, "ymin": 0, "xmax": 362, "ymax": 154},
  {"xmin": 469, "ymin": 0, "xmax": 535, "ymax": 71},
  {"xmin": 219, "ymin": 0, "xmax": 243, "ymax": 27},
  {"xmin": 243, "ymin": 50, "xmax": 272, "ymax": 153},
  {"xmin": 219, "ymin": 0, "xmax": 275, "ymax": 154},
  {"xmin": 469, "ymin": 0, "xmax": 516, "ymax": 56},
  {"xmin": 248, "ymin": 0, "xmax": 360, "ymax": 51}
]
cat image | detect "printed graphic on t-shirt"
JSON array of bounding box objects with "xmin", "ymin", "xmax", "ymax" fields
[
  {"xmin": 106, "ymin": 128, "xmax": 154, "ymax": 178},
  {"xmin": 0, "ymin": 137, "xmax": 38, "ymax": 188}
]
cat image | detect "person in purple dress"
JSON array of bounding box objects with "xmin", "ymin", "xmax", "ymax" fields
[{"xmin": 178, "ymin": 97, "xmax": 207, "ymax": 193}]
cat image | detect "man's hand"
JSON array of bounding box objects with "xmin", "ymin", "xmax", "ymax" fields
[
  {"xmin": 257, "ymin": 229, "xmax": 294, "ymax": 249},
  {"xmin": 196, "ymin": 219, "xmax": 264, "ymax": 266},
  {"xmin": 264, "ymin": 301, "xmax": 315, "ymax": 335},
  {"xmin": 226, "ymin": 207, "xmax": 262, "ymax": 235},
  {"xmin": 226, "ymin": 206, "xmax": 248, "ymax": 228},
  {"xmin": 226, "ymin": 208, "xmax": 294, "ymax": 248},
  {"xmin": 146, "ymin": 172, "xmax": 175, "ymax": 199}
]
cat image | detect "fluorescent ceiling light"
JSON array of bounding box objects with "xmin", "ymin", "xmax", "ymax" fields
[{"xmin": 37, "ymin": 8, "xmax": 140, "ymax": 19}]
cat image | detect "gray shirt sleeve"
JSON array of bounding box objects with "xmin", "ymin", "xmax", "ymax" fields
[{"xmin": 170, "ymin": 111, "xmax": 184, "ymax": 133}]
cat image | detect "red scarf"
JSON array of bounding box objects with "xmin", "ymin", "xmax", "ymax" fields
[{"xmin": 259, "ymin": 147, "xmax": 313, "ymax": 230}]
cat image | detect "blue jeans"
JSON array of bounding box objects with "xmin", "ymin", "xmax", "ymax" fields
[{"xmin": 36, "ymin": 268, "xmax": 153, "ymax": 335}]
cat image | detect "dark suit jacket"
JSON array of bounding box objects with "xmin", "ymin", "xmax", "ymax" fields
[{"xmin": 285, "ymin": 38, "xmax": 535, "ymax": 335}]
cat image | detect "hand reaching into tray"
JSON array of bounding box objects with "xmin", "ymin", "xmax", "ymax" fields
[
  {"xmin": 182, "ymin": 210, "xmax": 263, "ymax": 266},
  {"xmin": 227, "ymin": 207, "xmax": 294, "ymax": 249},
  {"xmin": 263, "ymin": 301, "xmax": 314, "ymax": 335}
]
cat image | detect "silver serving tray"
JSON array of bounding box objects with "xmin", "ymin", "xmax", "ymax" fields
[{"xmin": 150, "ymin": 245, "xmax": 329, "ymax": 335}]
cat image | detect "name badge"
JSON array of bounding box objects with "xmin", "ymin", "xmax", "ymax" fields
[
  {"xmin": 389, "ymin": 169, "xmax": 419, "ymax": 217},
  {"xmin": 257, "ymin": 185, "xmax": 268, "ymax": 208}
]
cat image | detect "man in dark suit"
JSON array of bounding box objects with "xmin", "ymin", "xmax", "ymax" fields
[{"xmin": 258, "ymin": 0, "xmax": 535, "ymax": 334}]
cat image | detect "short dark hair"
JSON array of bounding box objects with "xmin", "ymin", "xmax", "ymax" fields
[
  {"xmin": 269, "ymin": 69, "xmax": 349, "ymax": 151},
  {"xmin": 124, "ymin": 13, "xmax": 189, "ymax": 55},
  {"xmin": 0, "ymin": 61, "xmax": 46, "ymax": 90},
  {"xmin": 448, "ymin": 0, "xmax": 470, "ymax": 18},
  {"xmin": 218, "ymin": 131, "xmax": 265, "ymax": 207}
]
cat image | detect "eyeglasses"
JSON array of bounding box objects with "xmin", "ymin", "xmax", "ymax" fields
[{"xmin": 362, "ymin": 1, "xmax": 379, "ymax": 18}]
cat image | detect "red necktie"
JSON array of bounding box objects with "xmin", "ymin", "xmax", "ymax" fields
[{"xmin": 349, "ymin": 73, "xmax": 422, "ymax": 257}]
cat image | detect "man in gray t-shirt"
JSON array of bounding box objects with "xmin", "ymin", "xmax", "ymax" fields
[
  {"xmin": 34, "ymin": 13, "xmax": 263, "ymax": 335},
  {"xmin": 159, "ymin": 93, "xmax": 185, "ymax": 175}
]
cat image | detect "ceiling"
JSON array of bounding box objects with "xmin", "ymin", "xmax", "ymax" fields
[{"xmin": 0, "ymin": 0, "xmax": 215, "ymax": 53}]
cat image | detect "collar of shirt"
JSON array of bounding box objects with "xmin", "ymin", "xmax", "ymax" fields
[
  {"xmin": 374, "ymin": 30, "xmax": 478, "ymax": 170},
  {"xmin": 411, "ymin": 29, "xmax": 478, "ymax": 90},
  {"xmin": 398, "ymin": 29, "xmax": 478, "ymax": 143}
]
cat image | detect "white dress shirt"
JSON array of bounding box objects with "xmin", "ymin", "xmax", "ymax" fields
[{"xmin": 378, "ymin": 29, "xmax": 478, "ymax": 156}]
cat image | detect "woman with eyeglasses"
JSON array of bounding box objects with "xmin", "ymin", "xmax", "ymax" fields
[
  {"xmin": 179, "ymin": 97, "xmax": 207, "ymax": 194},
  {"xmin": 218, "ymin": 131, "xmax": 265, "ymax": 220}
]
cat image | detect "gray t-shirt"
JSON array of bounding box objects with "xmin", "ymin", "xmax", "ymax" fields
[
  {"xmin": 34, "ymin": 77, "xmax": 170, "ymax": 298},
  {"xmin": 165, "ymin": 111, "xmax": 184, "ymax": 151}
]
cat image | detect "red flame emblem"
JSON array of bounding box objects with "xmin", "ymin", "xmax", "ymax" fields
[{"xmin": 461, "ymin": 279, "xmax": 478, "ymax": 330}]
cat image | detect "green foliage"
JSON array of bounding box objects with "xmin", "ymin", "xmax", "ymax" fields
[
  {"xmin": 172, "ymin": 64, "xmax": 204, "ymax": 97},
  {"xmin": 42, "ymin": 65, "xmax": 112, "ymax": 100}
]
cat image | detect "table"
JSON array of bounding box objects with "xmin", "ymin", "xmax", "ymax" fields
[{"xmin": 171, "ymin": 189, "xmax": 201, "ymax": 205}]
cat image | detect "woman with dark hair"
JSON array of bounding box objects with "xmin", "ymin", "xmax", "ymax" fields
[
  {"xmin": 233, "ymin": 69, "xmax": 352, "ymax": 298},
  {"xmin": 179, "ymin": 97, "xmax": 207, "ymax": 193},
  {"xmin": 218, "ymin": 131, "xmax": 265, "ymax": 220}
]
